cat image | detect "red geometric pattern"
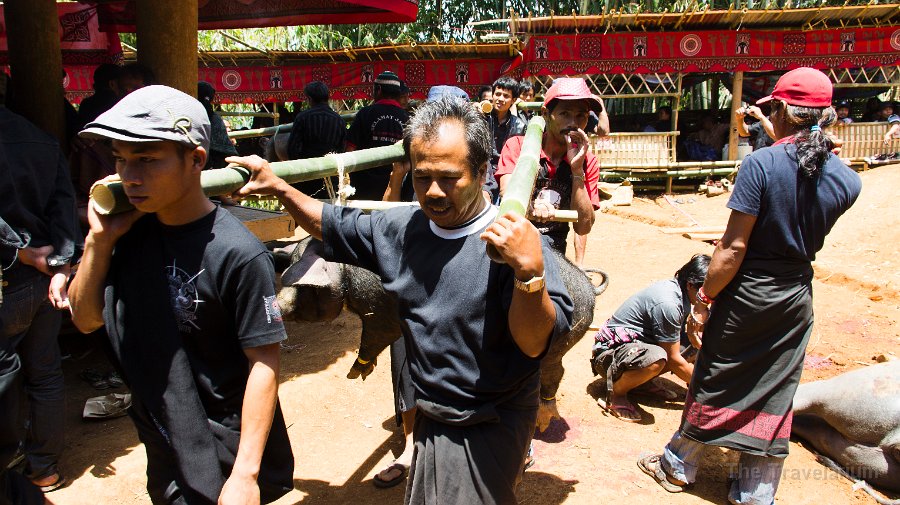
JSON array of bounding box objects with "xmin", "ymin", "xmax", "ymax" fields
[
  {"xmin": 60, "ymin": 8, "xmax": 93, "ymax": 42},
  {"xmin": 0, "ymin": 4, "xmax": 121, "ymax": 66},
  {"xmin": 683, "ymin": 390, "xmax": 793, "ymax": 443},
  {"xmin": 194, "ymin": 58, "xmax": 511, "ymax": 104},
  {"xmin": 521, "ymin": 27, "xmax": 900, "ymax": 76}
]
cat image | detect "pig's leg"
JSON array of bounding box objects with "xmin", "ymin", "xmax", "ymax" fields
[
  {"xmin": 536, "ymin": 360, "xmax": 564, "ymax": 432},
  {"xmin": 794, "ymin": 414, "xmax": 900, "ymax": 492}
]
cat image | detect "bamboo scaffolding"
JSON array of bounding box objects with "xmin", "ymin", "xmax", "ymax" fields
[
  {"xmin": 599, "ymin": 166, "xmax": 739, "ymax": 178},
  {"xmin": 90, "ymin": 143, "xmax": 407, "ymax": 215}
]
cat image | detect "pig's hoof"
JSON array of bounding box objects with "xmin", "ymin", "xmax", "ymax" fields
[
  {"xmin": 536, "ymin": 398, "xmax": 560, "ymax": 432},
  {"xmin": 346, "ymin": 357, "xmax": 376, "ymax": 380}
]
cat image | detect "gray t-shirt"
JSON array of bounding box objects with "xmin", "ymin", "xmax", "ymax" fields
[{"xmin": 605, "ymin": 278, "xmax": 688, "ymax": 344}]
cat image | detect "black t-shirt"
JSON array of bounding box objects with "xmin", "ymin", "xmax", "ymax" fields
[
  {"xmin": 321, "ymin": 204, "xmax": 574, "ymax": 417},
  {"xmin": 747, "ymin": 122, "xmax": 774, "ymax": 151},
  {"xmin": 107, "ymin": 207, "xmax": 287, "ymax": 418},
  {"xmin": 346, "ymin": 100, "xmax": 409, "ymax": 200}
]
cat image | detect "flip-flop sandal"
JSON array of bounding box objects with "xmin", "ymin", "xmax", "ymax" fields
[
  {"xmin": 372, "ymin": 461, "xmax": 408, "ymax": 489},
  {"xmin": 597, "ymin": 397, "xmax": 643, "ymax": 423},
  {"xmin": 33, "ymin": 473, "xmax": 67, "ymax": 493},
  {"xmin": 637, "ymin": 455, "xmax": 684, "ymax": 493},
  {"xmin": 523, "ymin": 442, "xmax": 536, "ymax": 471}
]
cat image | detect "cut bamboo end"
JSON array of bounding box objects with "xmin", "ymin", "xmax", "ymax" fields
[{"xmin": 90, "ymin": 181, "xmax": 130, "ymax": 216}]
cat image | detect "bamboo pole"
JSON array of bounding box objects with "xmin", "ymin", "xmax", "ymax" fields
[
  {"xmin": 90, "ymin": 143, "xmax": 406, "ymax": 215},
  {"xmin": 229, "ymin": 124, "xmax": 292, "ymax": 140},
  {"xmin": 229, "ymin": 111, "xmax": 357, "ymax": 140},
  {"xmin": 599, "ymin": 167, "xmax": 738, "ymax": 178},
  {"xmin": 487, "ymin": 116, "xmax": 546, "ymax": 263},
  {"xmin": 497, "ymin": 116, "xmax": 546, "ymax": 217}
]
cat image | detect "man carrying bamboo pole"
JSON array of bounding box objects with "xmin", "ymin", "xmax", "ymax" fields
[
  {"xmin": 67, "ymin": 85, "xmax": 294, "ymax": 505},
  {"xmin": 231, "ymin": 96, "xmax": 575, "ymax": 505},
  {"xmin": 496, "ymin": 78, "xmax": 608, "ymax": 260}
]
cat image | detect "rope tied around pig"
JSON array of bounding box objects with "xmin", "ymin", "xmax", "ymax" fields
[{"xmin": 324, "ymin": 152, "xmax": 355, "ymax": 205}]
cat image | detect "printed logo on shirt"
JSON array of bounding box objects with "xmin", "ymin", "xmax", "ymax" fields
[
  {"xmin": 263, "ymin": 295, "xmax": 283, "ymax": 324},
  {"xmin": 166, "ymin": 260, "xmax": 204, "ymax": 333}
]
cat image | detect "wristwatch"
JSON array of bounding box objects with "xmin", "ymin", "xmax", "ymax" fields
[{"xmin": 514, "ymin": 274, "xmax": 545, "ymax": 293}]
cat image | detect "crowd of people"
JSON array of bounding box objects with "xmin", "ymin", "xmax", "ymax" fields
[{"xmin": 0, "ymin": 64, "xmax": 869, "ymax": 505}]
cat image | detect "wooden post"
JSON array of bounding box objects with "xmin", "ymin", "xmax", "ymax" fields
[
  {"xmin": 136, "ymin": 0, "xmax": 198, "ymax": 96},
  {"xmin": 728, "ymin": 71, "xmax": 744, "ymax": 161},
  {"xmin": 3, "ymin": 0, "xmax": 65, "ymax": 145}
]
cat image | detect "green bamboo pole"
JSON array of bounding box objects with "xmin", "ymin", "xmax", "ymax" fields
[
  {"xmin": 228, "ymin": 111, "xmax": 357, "ymax": 140},
  {"xmin": 228, "ymin": 124, "xmax": 291, "ymax": 140},
  {"xmin": 90, "ymin": 142, "xmax": 406, "ymax": 215},
  {"xmin": 598, "ymin": 167, "xmax": 738, "ymax": 178},
  {"xmin": 517, "ymin": 101, "xmax": 544, "ymax": 111},
  {"xmin": 487, "ymin": 115, "xmax": 546, "ymax": 263}
]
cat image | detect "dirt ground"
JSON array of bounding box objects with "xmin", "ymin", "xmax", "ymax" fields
[{"xmin": 50, "ymin": 164, "xmax": 900, "ymax": 504}]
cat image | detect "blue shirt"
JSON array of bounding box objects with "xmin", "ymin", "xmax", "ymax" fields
[{"xmin": 728, "ymin": 144, "xmax": 861, "ymax": 272}]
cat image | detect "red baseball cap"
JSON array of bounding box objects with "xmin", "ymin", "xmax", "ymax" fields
[
  {"xmin": 543, "ymin": 78, "xmax": 603, "ymax": 114},
  {"xmin": 756, "ymin": 67, "xmax": 832, "ymax": 108}
]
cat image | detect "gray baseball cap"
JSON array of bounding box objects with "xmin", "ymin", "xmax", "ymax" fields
[{"xmin": 80, "ymin": 85, "xmax": 211, "ymax": 153}]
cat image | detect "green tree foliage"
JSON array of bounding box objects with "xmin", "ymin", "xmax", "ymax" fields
[{"xmin": 117, "ymin": 0, "xmax": 879, "ymax": 52}]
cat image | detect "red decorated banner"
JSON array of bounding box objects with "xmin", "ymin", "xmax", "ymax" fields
[
  {"xmin": 85, "ymin": 0, "xmax": 418, "ymax": 31},
  {"xmin": 55, "ymin": 59, "xmax": 508, "ymax": 104},
  {"xmin": 197, "ymin": 59, "xmax": 512, "ymax": 104},
  {"xmin": 0, "ymin": 3, "xmax": 122, "ymax": 66},
  {"xmin": 522, "ymin": 27, "xmax": 900, "ymax": 76}
]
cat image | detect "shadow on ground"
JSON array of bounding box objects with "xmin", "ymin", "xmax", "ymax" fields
[
  {"xmin": 58, "ymin": 331, "xmax": 140, "ymax": 482},
  {"xmin": 280, "ymin": 313, "xmax": 368, "ymax": 382}
]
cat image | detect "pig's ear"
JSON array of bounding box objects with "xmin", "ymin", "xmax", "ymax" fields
[{"xmin": 281, "ymin": 240, "xmax": 333, "ymax": 288}]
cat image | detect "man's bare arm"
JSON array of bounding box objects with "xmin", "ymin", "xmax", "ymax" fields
[
  {"xmin": 659, "ymin": 341, "xmax": 693, "ymax": 383},
  {"xmin": 703, "ymin": 210, "xmax": 757, "ymax": 299},
  {"xmin": 481, "ymin": 213, "xmax": 556, "ymax": 358},
  {"xmin": 218, "ymin": 343, "xmax": 280, "ymax": 505},
  {"xmin": 595, "ymin": 101, "xmax": 610, "ymax": 137},
  {"xmin": 68, "ymin": 188, "xmax": 144, "ymax": 333},
  {"xmin": 228, "ymin": 155, "xmax": 325, "ymax": 240},
  {"xmin": 383, "ymin": 160, "xmax": 410, "ymax": 202}
]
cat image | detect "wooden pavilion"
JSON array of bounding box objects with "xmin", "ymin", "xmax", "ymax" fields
[{"xmin": 473, "ymin": 4, "xmax": 900, "ymax": 185}]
